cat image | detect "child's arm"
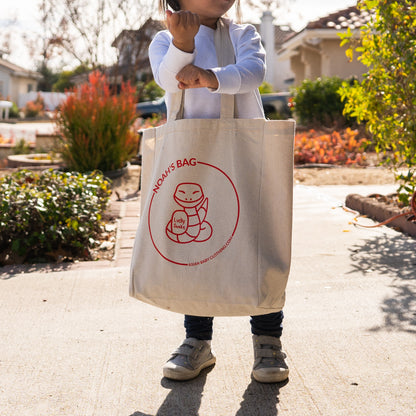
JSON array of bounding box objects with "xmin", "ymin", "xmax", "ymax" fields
[
  {"xmin": 149, "ymin": 11, "xmax": 204, "ymax": 93},
  {"xmin": 172, "ymin": 24, "xmax": 265, "ymax": 93},
  {"xmin": 209, "ymin": 24, "xmax": 266, "ymax": 95},
  {"xmin": 166, "ymin": 11, "xmax": 218, "ymax": 90}
]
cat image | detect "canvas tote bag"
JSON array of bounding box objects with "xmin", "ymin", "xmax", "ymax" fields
[{"xmin": 130, "ymin": 19, "xmax": 295, "ymax": 316}]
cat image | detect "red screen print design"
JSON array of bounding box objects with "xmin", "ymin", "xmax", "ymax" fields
[
  {"xmin": 148, "ymin": 159, "xmax": 240, "ymax": 266},
  {"xmin": 166, "ymin": 183, "xmax": 213, "ymax": 244}
]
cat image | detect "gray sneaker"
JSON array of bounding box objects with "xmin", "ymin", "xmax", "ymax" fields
[
  {"xmin": 252, "ymin": 335, "xmax": 289, "ymax": 383},
  {"xmin": 163, "ymin": 338, "xmax": 216, "ymax": 381}
]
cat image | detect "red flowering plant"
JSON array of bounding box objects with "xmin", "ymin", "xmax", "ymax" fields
[
  {"xmin": 56, "ymin": 71, "xmax": 138, "ymax": 173},
  {"xmin": 24, "ymin": 94, "xmax": 45, "ymax": 118},
  {"xmin": 294, "ymin": 128, "xmax": 369, "ymax": 166}
]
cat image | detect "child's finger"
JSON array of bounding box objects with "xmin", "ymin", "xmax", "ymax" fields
[{"xmin": 169, "ymin": 10, "xmax": 199, "ymax": 31}]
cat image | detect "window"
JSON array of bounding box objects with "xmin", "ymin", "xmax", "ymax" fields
[
  {"xmin": 27, "ymin": 83, "xmax": 34, "ymax": 92},
  {"xmin": 0, "ymin": 80, "xmax": 4, "ymax": 98}
]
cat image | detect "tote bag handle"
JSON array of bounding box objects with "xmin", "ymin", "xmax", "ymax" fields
[{"xmin": 173, "ymin": 18, "xmax": 236, "ymax": 120}]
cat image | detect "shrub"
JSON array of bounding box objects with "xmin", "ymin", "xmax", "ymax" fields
[
  {"xmin": 9, "ymin": 102, "xmax": 20, "ymax": 118},
  {"xmin": 12, "ymin": 139, "xmax": 31, "ymax": 155},
  {"xmin": 292, "ymin": 77, "xmax": 354, "ymax": 128},
  {"xmin": 259, "ymin": 81, "xmax": 274, "ymax": 94},
  {"xmin": 0, "ymin": 169, "xmax": 111, "ymax": 265},
  {"xmin": 24, "ymin": 95, "xmax": 45, "ymax": 118},
  {"xmin": 339, "ymin": 0, "xmax": 416, "ymax": 206},
  {"xmin": 56, "ymin": 71, "xmax": 138, "ymax": 173},
  {"xmin": 294, "ymin": 128, "xmax": 368, "ymax": 165},
  {"xmin": 138, "ymin": 79, "xmax": 165, "ymax": 102}
]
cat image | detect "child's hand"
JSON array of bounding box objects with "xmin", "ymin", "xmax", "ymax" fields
[
  {"xmin": 166, "ymin": 10, "xmax": 200, "ymax": 53},
  {"xmin": 176, "ymin": 64, "xmax": 219, "ymax": 90}
]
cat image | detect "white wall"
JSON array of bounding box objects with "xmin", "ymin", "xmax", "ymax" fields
[{"xmin": 18, "ymin": 91, "xmax": 69, "ymax": 110}]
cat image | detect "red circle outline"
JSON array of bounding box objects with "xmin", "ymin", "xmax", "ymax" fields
[{"xmin": 148, "ymin": 161, "xmax": 240, "ymax": 266}]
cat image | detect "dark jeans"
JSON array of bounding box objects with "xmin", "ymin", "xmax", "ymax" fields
[{"xmin": 184, "ymin": 311, "xmax": 284, "ymax": 340}]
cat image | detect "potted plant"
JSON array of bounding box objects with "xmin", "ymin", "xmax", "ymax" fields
[{"xmin": 56, "ymin": 71, "xmax": 137, "ymax": 176}]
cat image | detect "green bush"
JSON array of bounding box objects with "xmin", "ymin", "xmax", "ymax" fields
[
  {"xmin": 12, "ymin": 139, "xmax": 31, "ymax": 155},
  {"xmin": 9, "ymin": 102, "xmax": 20, "ymax": 118},
  {"xmin": 292, "ymin": 77, "xmax": 354, "ymax": 127},
  {"xmin": 0, "ymin": 169, "xmax": 111, "ymax": 265},
  {"xmin": 259, "ymin": 81, "xmax": 274, "ymax": 94},
  {"xmin": 139, "ymin": 79, "xmax": 165, "ymax": 102}
]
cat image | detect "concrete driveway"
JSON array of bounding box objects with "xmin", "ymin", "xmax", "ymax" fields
[{"xmin": 1, "ymin": 184, "xmax": 415, "ymax": 416}]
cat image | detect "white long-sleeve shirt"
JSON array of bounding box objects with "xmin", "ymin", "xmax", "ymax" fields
[{"xmin": 149, "ymin": 19, "xmax": 266, "ymax": 120}]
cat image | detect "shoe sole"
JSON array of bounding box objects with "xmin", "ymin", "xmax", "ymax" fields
[
  {"xmin": 252, "ymin": 369, "xmax": 289, "ymax": 384},
  {"xmin": 163, "ymin": 357, "xmax": 216, "ymax": 381}
]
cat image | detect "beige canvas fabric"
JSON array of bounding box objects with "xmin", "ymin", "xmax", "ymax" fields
[{"xmin": 130, "ymin": 19, "xmax": 295, "ymax": 316}]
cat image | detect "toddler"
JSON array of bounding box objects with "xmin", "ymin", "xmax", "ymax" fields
[{"xmin": 148, "ymin": 0, "xmax": 289, "ymax": 383}]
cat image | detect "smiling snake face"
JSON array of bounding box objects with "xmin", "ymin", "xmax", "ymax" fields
[{"xmin": 173, "ymin": 183, "xmax": 204, "ymax": 208}]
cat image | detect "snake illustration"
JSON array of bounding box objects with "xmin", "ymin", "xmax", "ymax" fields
[{"xmin": 166, "ymin": 183, "xmax": 213, "ymax": 244}]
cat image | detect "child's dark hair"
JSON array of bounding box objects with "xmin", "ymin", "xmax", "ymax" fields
[
  {"xmin": 159, "ymin": 0, "xmax": 181, "ymax": 12},
  {"xmin": 158, "ymin": 0, "xmax": 241, "ymax": 20}
]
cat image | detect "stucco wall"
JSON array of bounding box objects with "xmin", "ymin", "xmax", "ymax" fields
[
  {"xmin": 273, "ymin": 55, "xmax": 294, "ymax": 91},
  {"xmin": 10, "ymin": 76, "xmax": 37, "ymax": 105},
  {"xmin": 289, "ymin": 40, "xmax": 367, "ymax": 86},
  {"xmin": 290, "ymin": 54, "xmax": 305, "ymax": 87},
  {"xmin": 321, "ymin": 39, "xmax": 366, "ymax": 81},
  {"xmin": 0, "ymin": 70, "xmax": 11, "ymax": 99}
]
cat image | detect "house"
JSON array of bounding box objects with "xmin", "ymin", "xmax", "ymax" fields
[
  {"xmin": 278, "ymin": 6, "xmax": 371, "ymax": 86},
  {"xmin": 0, "ymin": 55, "xmax": 41, "ymax": 105},
  {"xmin": 111, "ymin": 18, "xmax": 166, "ymax": 83}
]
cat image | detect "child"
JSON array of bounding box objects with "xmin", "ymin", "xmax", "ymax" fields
[{"xmin": 149, "ymin": 0, "xmax": 289, "ymax": 383}]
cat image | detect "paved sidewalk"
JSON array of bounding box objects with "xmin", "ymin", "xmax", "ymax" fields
[{"xmin": 1, "ymin": 184, "xmax": 415, "ymax": 416}]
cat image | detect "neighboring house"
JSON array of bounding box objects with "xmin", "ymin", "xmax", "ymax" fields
[
  {"xmin": 111, "ymin": 18, "xmax": 166, "ymax": 83},
  {"xmin": 278, "ymin": 6, "xmax": 370, "ymax": 86},
  {"xmin": 71, "ymin": 18, "xmax": 165, "ymax": 88},
  {"xmin": 0, "ymin": 56, "xmax": 41, "ymax": 105}
]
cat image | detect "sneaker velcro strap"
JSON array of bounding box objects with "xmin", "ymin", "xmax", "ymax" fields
[
  {"xmin": 255, "ymin": 348, "xmax": 280, "ymax": 359},
  {"xmin": 173, "ymin": 345, "xmax": 193, "ymax": 356},
  {"xmin": 183, "ymin": 338, "xmax": 201, "ymax": 348}
]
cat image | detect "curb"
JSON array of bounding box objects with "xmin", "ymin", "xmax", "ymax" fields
[{"xmin": 345, "ymin": 193, "xmax": 416, "ymax": 237}]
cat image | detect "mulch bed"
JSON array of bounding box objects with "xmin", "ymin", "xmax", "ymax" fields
[{"xmin": 345, "ymin": 193, "xmax": 416, "ymax": 237}]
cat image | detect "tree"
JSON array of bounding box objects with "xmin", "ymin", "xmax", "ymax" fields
[
  {"xmin": 37, "ymin": 63, "xmax": 59, "ymax": 91},
  {"xmin": 52, "ymin": 64, "xmax": 92, "ymax": 92},
  {"xmin": 0, "ymin": 15, "xmax": 16, "ymax": 60},
  {"xmin": 339, "ymin": 0, "xmax": 416, "ymax": 205},
  {"xmin": 38, "ymin": 0, "xmax": 153, "ymax": 68}
]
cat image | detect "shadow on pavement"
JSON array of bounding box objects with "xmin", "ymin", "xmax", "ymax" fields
[
  {"xmin": 129, "ymin": 369, "xmax": 288, "ymax": 416},
  {"xmin": 349, "ymin": 233, "xmax": 416, "ymax": 334},
  {"xmin": 130, "ymin": 366, "xmax": 211, "ymax": 416},
  {"xmin": 0, "ymin": 263, "xmax": 75, "ymax": 279},
  {"xmin": 235, "ymin": 378, "xmax": 288, "ymax": 416}
]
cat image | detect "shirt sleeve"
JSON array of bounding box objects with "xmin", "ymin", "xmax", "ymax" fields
[
  {"xmin": 210, "ymin": 24, "xmax": 266, "ymax": 95},
  {"xmin": 149, "ymin": 30, "xmax": 196, "ymax": 93}
]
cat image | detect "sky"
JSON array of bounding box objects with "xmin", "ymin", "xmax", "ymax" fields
[{"xmin": 0, "ymin": 0, "xmax": 357, "ymax": 70}]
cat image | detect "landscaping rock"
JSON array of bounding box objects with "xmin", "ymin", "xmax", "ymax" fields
[{"xmin": 346, "ymin": 193, "xmax": 416, "ymax": 237}]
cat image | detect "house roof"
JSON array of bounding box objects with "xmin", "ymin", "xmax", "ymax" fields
[
  {"xmin": 253, "ymin": 24, "xmax": 295, "ymax": 49},
  {"xmin": 306, "ymin": 6, "xmax": 372, "ymax": 30},
  {"xmin": 112, "ymin": 18, "xmax": 166, "ymax": 47},
  {"xmin": 274, "ymin": 26, "xmax": 296, "ymax": 46},
  {"xmin": 0, "ymin": 57, "xmax": 41, "ymax": 80},
  {"xmin": 278, "ymin": 5, "xmax": 373, "ymax": 59}
]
